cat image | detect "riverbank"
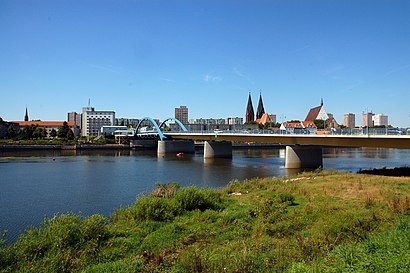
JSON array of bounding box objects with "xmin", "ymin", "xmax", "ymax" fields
[
  {"xmin": 358, "ymin": 166, "xmax": 410, "ymax": 176},
  {"xmin": 1, "ymin": 171, "xmax": 409, "ymax": 272}
]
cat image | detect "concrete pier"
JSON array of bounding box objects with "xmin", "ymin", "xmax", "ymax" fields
[
  {"xmin": 157, "ymin": 140, "xmax": 195, "ymax": 155},
  {"xmin": 204, "ymin": 141, "xmax": 232, "ymax": 159},
  {"xmin": 285, "ymin": 145, "xmax": 323, "ymax": 169},
  {"xmin": 132, "ymin": 140, "xmax": 158, "ymax": 149}
]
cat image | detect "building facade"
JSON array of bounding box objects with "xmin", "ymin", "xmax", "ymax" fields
[
  {"xmin": 68, "ymin": 112, "xmax": 82, "ymax": 128},
  {"xmin": 373, "ymin": 114, "xmax": 388, "ymax": 127},
  {"xmin": 226, "ymin": 117, "xmax": 243, "ymax": 125},
  {"xmin": 343, "ymin": 113, "xmax": 355, "ymax": 128},
  {"xmin": 362, "ymin": 112, "xmax": 374, "ymax": 127},
  {"xmin": 81, "ymin": 107, "xmax": 115, "ymax": 137},
  {"xmin": 175, "ymin": 106, "xmax": 188, "ymax": 124}
]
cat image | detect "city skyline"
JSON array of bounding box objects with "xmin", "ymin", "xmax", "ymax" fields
[{"xmin": 1, "ymin": 1, "xmax": 409, "ymax": 127}]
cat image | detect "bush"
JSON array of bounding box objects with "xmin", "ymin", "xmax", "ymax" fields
[{"xmin": 174, "ymin": 187, "xmax": 222, "ymax": 212}]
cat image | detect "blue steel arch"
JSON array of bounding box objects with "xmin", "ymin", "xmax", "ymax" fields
[
  {"xmin": 134, "ymin": 117, "xmax": 166, "ymax": 140},
  {"xmin": 159, "ymin": 118, "xmax": 188, "ymax": 132}
]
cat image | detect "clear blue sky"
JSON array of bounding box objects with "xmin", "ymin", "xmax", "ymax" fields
[{"xmin": 1, "ymin": 0, "xmax": 409, "ymax": 127}]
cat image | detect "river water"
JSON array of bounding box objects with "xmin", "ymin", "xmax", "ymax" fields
[{"xmin": 1, "ymin": 147, "xmax": 409, "ymax": 244}]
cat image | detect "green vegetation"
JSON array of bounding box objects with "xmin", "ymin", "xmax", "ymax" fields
[{"xmin": 1, "ymin": 172, "xmax": 409, "ymax": 272}]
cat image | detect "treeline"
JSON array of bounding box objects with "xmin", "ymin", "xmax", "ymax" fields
[{"xmin": 0, "ymin": 118, "xmax": 74, "ymax": 140}]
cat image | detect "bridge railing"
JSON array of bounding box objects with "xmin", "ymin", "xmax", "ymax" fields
[{"xmin": 164, "ymin": 128, "xmax": 408, "ymax": 136}]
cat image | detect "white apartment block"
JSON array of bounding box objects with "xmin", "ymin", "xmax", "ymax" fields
[
  {"xmin": 81, "ymin": 107, "xmax": 115, "ymax": 137},
  {"xmin": 373, "ymin": 114, "xmax": 388, "ymax": 127}
]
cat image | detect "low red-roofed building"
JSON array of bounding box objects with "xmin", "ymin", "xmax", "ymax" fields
[{"xmin": 13, "ymin": 121, "xmax": 80, "ymax": 137}]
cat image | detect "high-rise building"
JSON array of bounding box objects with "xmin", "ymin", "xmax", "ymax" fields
[
  {"xmin": 68, "ymin": 112, "xmax": 81, "ymax": 128},
  {"xmin": 245, "ymin": 93, "xmax": 254, "ymax": 123},
  {"xmin": 373, "ymin": 114, "xmax": 388, "ymax": 127},
  {"xmin": 256, "ymin": 93, "xmax": 265, "ymax": 120},
  {"xmin": 175, "ymin": 106, "xmax": 188, "ymax": 124},
  {"xmin": 81, "ymin": 106, "xmax": 115, "ymax": 137},
  {"xmin": 362, "ymin": 112, "xmax": 374, "ymax": 128},
  {"xmin": 343, "ymin": 113, "xmax": 355, "ymax": 128}
]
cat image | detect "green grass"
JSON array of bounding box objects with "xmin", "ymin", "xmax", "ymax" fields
[{"xmin": 1, "ymin": 172, "xmax": 409, "ymax": 272}]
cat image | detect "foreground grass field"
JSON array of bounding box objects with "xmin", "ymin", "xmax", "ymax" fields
[{"xmin": 1, "ymin": 171, "xmax": 409, "ymax": 272}]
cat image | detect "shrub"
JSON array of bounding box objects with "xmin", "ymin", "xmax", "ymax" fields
[{"xmin": 174, "ymin": 187, "xmax": 222, "ymax": 212}]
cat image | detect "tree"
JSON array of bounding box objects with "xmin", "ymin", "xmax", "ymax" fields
[
  {"xmin": 33, "ymin": 127, "xmax": 46, "ymax": 139},
  {"xmin": 314, "ymin": 119, "xmax": 325, "ymax": 129},
  {"xmin": 50, "ymin": 129, "xmax": 57, "ymax": 138},
  {"xmin": 6, "ymin": 126, "xmax": 17, "ymax": 139},
  {"xmin": 57, "ymin": 122, "xmax": 70, "ymax": 138},
  {"xmin": 67, "ymin": 129, "xmax": 75, "ymax": 140}
]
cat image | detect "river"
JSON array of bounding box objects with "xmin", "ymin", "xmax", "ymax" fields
[{"xmin": 1, "ymin": 147, "xmax": 409, "ymax": 244}]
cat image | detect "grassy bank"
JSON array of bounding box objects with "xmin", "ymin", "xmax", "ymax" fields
[{"xmin": 1, "ymin": 171, "xmax": 409, "ymax": 272}]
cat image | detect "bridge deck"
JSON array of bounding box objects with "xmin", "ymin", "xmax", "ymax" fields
[{"xmin": 165, "ymin": 132, "xmax": 410, "ymax": 149}]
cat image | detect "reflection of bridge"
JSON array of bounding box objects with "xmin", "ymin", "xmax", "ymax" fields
[{"xmin": 131, "ymin": 117, "xmax": 410, "ymax": 169}]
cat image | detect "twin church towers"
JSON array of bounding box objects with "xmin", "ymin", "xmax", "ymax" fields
[{"xmin": 245, "ymin": 92, "xmax": 265, "ymax": 123}]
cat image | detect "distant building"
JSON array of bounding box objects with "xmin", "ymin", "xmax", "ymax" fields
[
  {"xmin": 245, "ymin": 93, "xmax": 255, "ymax": 123},
  {"xmin": 100, "ymin": 125, "xmax": 128, "ymax": 136},
  {"xmin": 175, "ymin": 106, "xmax": 188, "ymax": 125},
  {"xmin": 362, "ymin": 112, "xmax": 374, "ymax": 127},
  {"xmin": 115, "ymin": 118, "xmax": 139, "ymax": 127},
  {"xmin": 280, "ymin": 121, "xmax": 317, "ymax": 133},
  {"xmin": 373, "ymin": 114, "xmax": 388, "ymax": 127},
  {"xmin": 256, "ymin": 113, "xmax": 271, "ymax": 126},
  {"xmin": 305, "ymin": 99, "xmax": 329, "ymax": 121},
  {"xmin": 343, "ymin": 113, "xmax": 356, "ymax": 128},
  {"xmin": 269, "ymin": 114, "xmax": 277, "ymax": 124},
  {"xmin": 68, "ymin": 112, "xmax": 82, "ymax": 128},
  {"xmin": 192, "ymin": 118, "xmax": 226, "ymax": 125},
  {"xmin": 81, "ymin": 106, "xmax": 115, "ymax": 137},
  {"xmin": 305, "ymin": 99, "xmax": 339, "ymax": 128},
  {"xmin": 256, "ymin": 93, "xmax": 265, "ymax": 120},
  {"xmin": 14, "ymin": 121, "xmax": 79, "ymax": 137},
  {"xmin": 226, "ymin": 117, "xmax": 243, "ymax": 125}
]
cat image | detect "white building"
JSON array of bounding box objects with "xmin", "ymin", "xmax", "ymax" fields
[
  {"xmin": 101, "ymin": 125, "xmax": 128, "ymax": 136},
  {"xmin": 81, "ymin": 107, "xmax": 115, "ymax": 137},
  {"xmin": 373, "ymin": 114, "xmax": 388, "ymax": 127},
  {"xmin": 226, "ymin": 117, "xmax": 243, "ymax": 125}
]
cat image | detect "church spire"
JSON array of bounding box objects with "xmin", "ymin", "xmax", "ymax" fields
[
  {"xmin": 24, "ymin": 107, "xmax": 29, "ymax": 121},
  {"xmin": 256, "ymin": 92, "xmax": 265, "ymax": 119},
  {"xmin": 320, "ymin": 98, "xmax": 323, "ymax": 106},
  {"xmin": 245, "ymin": 92, "xmax": 254, "ymax": 123}
]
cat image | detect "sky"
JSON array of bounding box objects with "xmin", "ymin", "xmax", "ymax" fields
[{"xmin": 0, "ymin": 0, "xmax": 409, "ymax": 127}]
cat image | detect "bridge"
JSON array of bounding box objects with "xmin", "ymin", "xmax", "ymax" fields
[{"xmin": 129, "ymin": 117, "xmax": 410, "ymax": 169}]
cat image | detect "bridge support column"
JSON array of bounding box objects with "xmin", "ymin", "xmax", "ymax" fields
[
  {"xmin": 285, "ymin": 145, "xmax": 323, "ymax": 169},
  {"xmin": 204, "ymin": 141, "xmax": 232, "ymax": 159},
  {"xmin": 157, "ymin": 140, "xmax": 195, "ymax": 155}
]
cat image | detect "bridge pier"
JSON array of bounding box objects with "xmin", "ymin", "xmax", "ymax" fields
[
  {"xmin": 204, "ymin": 141, "xmax": 232, "ymax": 159},
  {"xmin": 157, "ymin": 140, "xmax": 195, "ymax": 155},
  {"xmin": 285, "ymin": 145, "xmax": 323, "ymax": 169},
  {"xmin": 132, "ymin": 139, "xmax": 158, "ymax": 149}
]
